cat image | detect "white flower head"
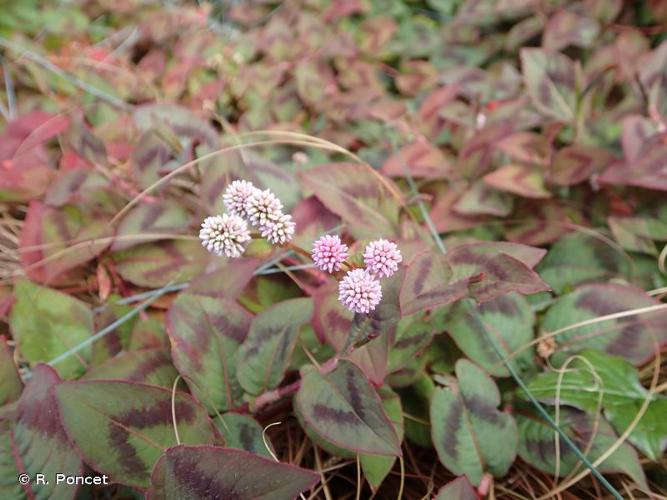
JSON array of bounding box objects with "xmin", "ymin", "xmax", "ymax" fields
[
  {"xmin": 260, "ymin": 213, "xmax": 296, "ymax": 245},
  {"xmin": 199, "ymin": 214, "xmax": 251, "ymax": 258},
  {"xmin": 223, "ymin": 180, "xmax": 259, "ymax": 218},
  {"xmin": 245, "ymin": 188, "xmax": 283, "ymax": 227}
]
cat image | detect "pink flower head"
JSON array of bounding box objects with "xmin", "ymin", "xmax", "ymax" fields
[
  {"xmin": 338, "ymin": 269, "xmax": 382, "ymax": 314},
  {"xmin": 312, "ymin": 235, "xmax": 348, "ymax": 274},
  {"xmin": 363, "ymin": 239, "xmax": 402, "ymax": 278},
  {"xmin": 245, "ymin": 188, "xmax": 283, "ymax": 227}
]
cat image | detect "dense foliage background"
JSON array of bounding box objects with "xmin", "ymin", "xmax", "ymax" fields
[{"xmin": 1, "ymin": 0, "xmax": 666, "ymax": 498}]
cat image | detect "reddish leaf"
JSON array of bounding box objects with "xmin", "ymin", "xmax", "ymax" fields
[
  {"xmin": 599, "ymin": 140, "xmax": 667, "ymax": 192},
  {"xmin": 0, "ymin": 112, "xmax": 69, "ymax": 202},
  {"xmin": 300, "ymin": 163, "xmax": 403, "ymax": 239},
  {"xmin": 382, "ymin": 139, "xmax": 454, "ymax": 180},
  {"xmin": 483, "ymin": 164, "xmax": 551, "ymax": 199},
  {"xmin": 549, "ymin": 144, "xmax": 614, "ymax": 186},
  {"xmin": 435, "ymin": 476, "xmax": 478, "ymax": 500}
]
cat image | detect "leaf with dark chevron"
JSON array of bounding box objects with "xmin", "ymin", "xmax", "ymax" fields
[
  {"xmin": 83, "ymin": 349, "xmax": 178, "ymax": 388},
  {"xmin": 167, "ymin": 293, "xmax": 252, "ymax": 412},
  {"xmin": 401, "ymin": 242, "xmax": 548, "ymax": 315},
  {"xmin": 433, "ymin": 294, "xmax": 535, "ymax": 377},
  {"xmin": 430, "ymin": 359, "xmax": 517, "ymax": 485},
  {"xmin": 55, "ymin": 380, "xmax": 215, "ymax": 489},
  {"xmin": 0, "ymin": 364, "xmax": 83, "ymax": 500},
  {"xmin": 237, "ymin": 297, "xmax": 313, "ymax": 395},
  {"xmin": 541, "ymin": 284, "xmax": 667, "ymax": 366},
  {"xmin": 148, "ymin": 445, "xmax": 319, "ymax": 499},
  {"xmin": 520, "ymin": 48, "xmax": 577, "ymax": 122},
  {"xmin": 216, "ymin": 413, "xmax": 273, "ymax": 458},
  {"xmin": 295, "ymin": 360, "xmax": 401, "ymax": 456}
]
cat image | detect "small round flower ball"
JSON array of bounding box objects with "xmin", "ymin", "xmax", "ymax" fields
[
  {"xmin": 312, "ymin": 235, "xmax": 348, "ymax": 274},
  {"xmin": 199, "ymin": 214, "xmax": 251, "ymax": 258},
  {"xmin": 338, "ymin": 268, "xmax": 382, "ymax": 314},
  {"xmin": 245, "ymin": 188, "xmax": 283, "ymax": 227},
  {"xmin": 260, "ymin": 214, "xmax": 296, "ymax": 245},
  {"xmin": 363, "ymin": 239, "xmax": 402, "ymax": 278},
  {"xmin": 222, "ymin": 180, "xmax": 259, "ymax": 218}
]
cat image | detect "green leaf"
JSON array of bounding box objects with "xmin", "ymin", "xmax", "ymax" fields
[
  {"xmin": 167, "ymin": 293, "xmax": 252, "ymax": 412},
  {"xmin": 10, "ymin": 280, "xmax": 93, "ymax": 379},
  {"xmin": 237, "ymin": 297, "xmax": 313, "ymax": 396},
  {"xmin": 0, "ymin": 365, "xmax": 83, "ymax": 500},
  {"xmin": 430, "ymin": 359, "xmax": 518, "ymax": 485},
  {"xmin": 216, "ymin": 413, "xmax": 273, "ymax": 458},
  {"xmin": 0, "ymin": 337, "xmax": 22, "ymax": 405},
  {"xmin": 83, "ymin": 349, "xmax": 178, "ymax": 388},
  {"xmin": 55, "ymin": 380, "xmax": 215, "ymax": 489},
  {"xmin": 521, "ymin": 48, "xmax": 577, "ymax": 122},
  {"xmin": 295, "ymin": 360, "xmax": 402, "ymax": 456},
  {"xmin": 360, "ymin": 387, "xmax": 405, "ymax": 491},
  {"xmin": 149, "ymin": 445, "xmax": 318, "ymax": 499},
  {"xmin": 434, "ymin": 294, "xmax": 535, "ymax": 377},
  {"xmin": 517, "ymin": 408, "xmax": 646, "ymax": 487},
  {"xmin": 300, "ymin": 163, "xmax": 402, "ymax": 239},
  {"xmin": 537, "ymin": 232, "xmax": 630, "ymax": 294},
  {"xmin": 524, "ymin": 350, "xmax": 667, "ymax": 460},
  {"xmin": 541, "ymin": 283, "xmax": 667, "ymax": 365}
]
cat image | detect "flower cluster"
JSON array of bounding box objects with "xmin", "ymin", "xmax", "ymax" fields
[
  {"xmin": 199, "ymin": 180, "xmax": 295, "ymax": 258},
  {"xmin": 310, "ymin": 234, "xmax": 402, "ymax": 315}
]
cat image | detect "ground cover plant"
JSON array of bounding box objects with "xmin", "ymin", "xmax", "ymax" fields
[{"xmin": 0, "ymin": 0, "xmax": 666, "ymax": 498}]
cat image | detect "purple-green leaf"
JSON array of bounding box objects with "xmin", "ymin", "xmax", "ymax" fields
[
  {"xmin": 430, "ymin": 359, "xmax": 518, "ymax": 486},
  {"xmin": 300, "ymin": 163, "xmax": 403, "ymax": 239},
  {"xmin": 0, "ymin": 365, "xmax": 84, "ymax": 500},
  {"xmin": 541, "ymin": 283, "xmax": 667, "ymax": 365},
  {"xmin": 295, "ymin": 360, "xmax": 402, "ymax": 456},
  {"xmin": 112, "ymin": 201, "xmax": 192, "ymax": 251},
  {"xmin": 434, "ymin": 294, "xmax": 535, "ymax": 377},
  {"xmin": 83, "ymin": 349, "xmax": 178, "ymax": 388},
  {"xmin": 521, "ymin": 48, "xmax": 577, "ymax": 122},
  {"xmin": 112, "ymin": 240, "xmax": 208, "ymax": 288},
  {"xmin": 148, "ymin": 445, "xmax": 319, "ymax": 499},
  {"xmin": 237, "ymin": 297, "xmax": 313, "ymax": 396},
  {"xmin": 167, "ymin": 292, "xmax": 252, "ymax": 412},
  {"xmin": 55, "ymin": 380, "xmax": 216, "ymax": 489}
]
